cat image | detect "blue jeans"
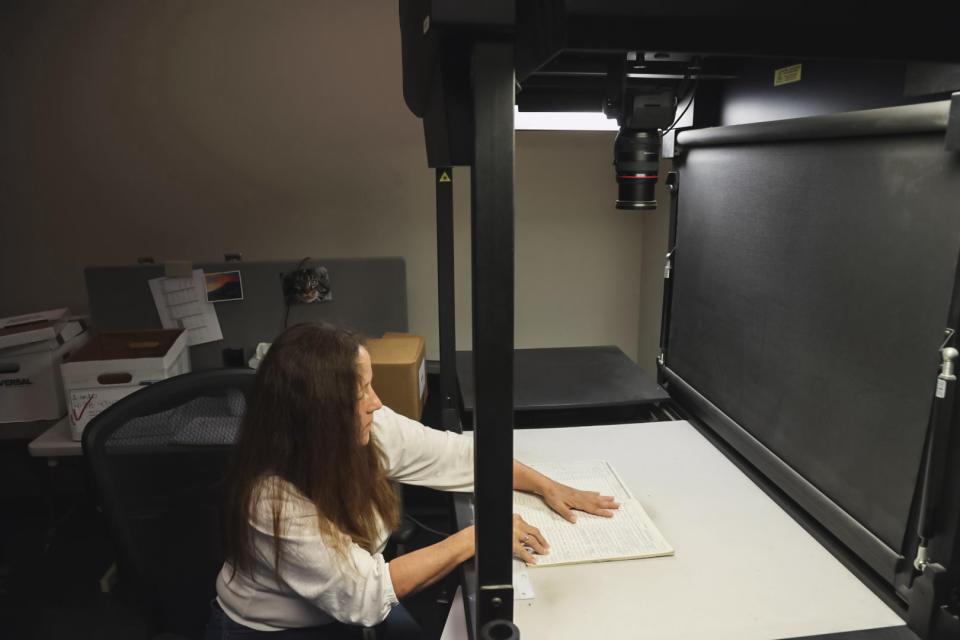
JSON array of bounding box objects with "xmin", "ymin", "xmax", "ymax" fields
[{"xmin": 205, "ymin": 599, "xmax": 422, "ymax": 640}]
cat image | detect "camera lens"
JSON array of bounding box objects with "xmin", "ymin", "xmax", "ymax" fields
[{"xmin": 614, "ymin": 128, "xmax": 660, "ymax": 210}]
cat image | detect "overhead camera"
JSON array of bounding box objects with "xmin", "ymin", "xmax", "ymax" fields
[
  {"xmin": 604, "ymin": 55, "xmax": 686, "ymax": 210},
  {"xmin": 614, "ymin": 124, "xmax": 666, "ymax": 211}
]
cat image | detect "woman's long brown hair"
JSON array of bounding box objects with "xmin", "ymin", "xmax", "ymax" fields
[{"xmin": 223, "ymin": 323, "xmax": 400, "ymax": 579}]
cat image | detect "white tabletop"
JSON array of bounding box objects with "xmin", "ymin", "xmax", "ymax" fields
[
  {"xmin": 442, "ymin": 420, "xmax": 904, "ymax": 639},
  {"xmin": 27, "ymin": 416, "xmax": 83, "ymax": 457}
]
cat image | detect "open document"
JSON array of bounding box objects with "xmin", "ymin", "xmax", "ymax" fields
[{"xmin": 514, "ymin": 460, "xmax": 674, "ymax": 567}]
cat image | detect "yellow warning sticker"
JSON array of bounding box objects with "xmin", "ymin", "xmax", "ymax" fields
[
  {"xmin": 439, "ymin": 171, "xmax": 451, "ymax": 183},
  {"xmin": 774, "ymin": 64, "xmax": 802, "ymax": 87}
]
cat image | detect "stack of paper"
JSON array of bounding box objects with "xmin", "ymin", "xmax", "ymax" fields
[{"xmin": 148, "ymin": 269, "xmax": 223, "ymax": 346}]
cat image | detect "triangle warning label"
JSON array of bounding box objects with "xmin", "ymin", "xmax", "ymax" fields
[{"xmin": 439, "ymin": 171, "xmax": 451, "ymax": 183}]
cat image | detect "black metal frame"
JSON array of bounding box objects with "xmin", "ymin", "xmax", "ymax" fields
[
  {"xmin": 657, "ymin": 168, "xmax": 679, "ymax": 386},
  {"xmin": 402, "ymin": 3, "xmax": 960, "ymax": 638},
  {"xmin": 904, "ymin": 254, "xmax": 960, "ymax": 638},
  {"xmin": 435, "ymin": 166, "xmax": 459, "ymax": 432},
  {"xmin": 469, "ymin": 40, "xmax": 517, "ymax": 631}
]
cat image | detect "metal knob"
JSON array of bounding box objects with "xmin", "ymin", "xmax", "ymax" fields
[{"xmin": 939, "ymin": 347, "xmax": 958, "ymax": 381}]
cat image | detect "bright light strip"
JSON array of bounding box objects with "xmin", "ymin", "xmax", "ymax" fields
[{"xmin": 514, "ymin": 107, "xmax": 619, "ymax": 131}]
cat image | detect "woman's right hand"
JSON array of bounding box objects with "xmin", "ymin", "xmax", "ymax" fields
[
  {"xmin": 512, "ymin": 514, "xmax": 549, "ymax": 565},
  {"xmin": 389, "ymin": 524, "xmax": 475, "ymax": 598}
]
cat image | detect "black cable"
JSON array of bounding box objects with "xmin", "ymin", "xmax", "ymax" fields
[
  {"xmin": 283, "ymin": 257, "xmax": 313, "ymax": 329},
  {"xmin": 662, "ymin": 76, "xmax": 698, "ymax": 135},
  {"xmin": 671, "ymin": 66, "xmax": 694, "ymax": 114},
  {"xmin": 662, "ymin": 58, "xmax": 701, "ymax": 135}
]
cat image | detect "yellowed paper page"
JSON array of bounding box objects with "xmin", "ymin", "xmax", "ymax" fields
[{"xmin": 514, "ymin": 460, "xmax": 674, "ymax": 567}]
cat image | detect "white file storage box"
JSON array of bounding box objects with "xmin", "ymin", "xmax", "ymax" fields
[
  {"xmin": 0, "ymin": 312, "xmax": 89, "ymax": 423},
  {"xmin": 61, "ymin": 329, "xmax": 190, "ymax": 440}
]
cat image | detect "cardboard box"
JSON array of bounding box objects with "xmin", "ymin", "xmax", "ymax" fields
[
  {"xmin": 61, "ymin": 329, "xmax": 190, "ymax": 440},
  {"xmin": 0, "ymin": 308, "xmax": 70, "ymax": 350},
  {"xmin": 365, "ymin": 332, "xmax": 427, "ymax": 420},
  {"xmin": 0, "ymin": 310, "xmax": 89, "ymax": 423}
]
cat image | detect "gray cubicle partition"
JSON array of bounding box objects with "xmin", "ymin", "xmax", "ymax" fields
[
  {"xmin": 85, "ymin": 258, "xmax": 408, "ymax": 370},
  {"xmin": 661, "ymin": 101, "xmax": 960, "ymax": 628}
]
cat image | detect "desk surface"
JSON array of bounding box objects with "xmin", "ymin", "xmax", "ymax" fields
[
  {"xmin": 455, "ymin": 346, "xmax": 669, "ymax": 412},
  {"xmin": 27, "ymin": 417, "xmax": 82, "ymax": 457},
  {"xmin": 442, "ymin": 420, "xmax": 906, "ymax": 639}
]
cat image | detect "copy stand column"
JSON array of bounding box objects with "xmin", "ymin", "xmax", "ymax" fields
[
  {"xmin": 435, "ymin": 166, "xmax": 459, "ymax": 432},
  {"xmin": 470, "ymin": 40, "xmax": 516, "ymax": 633}
]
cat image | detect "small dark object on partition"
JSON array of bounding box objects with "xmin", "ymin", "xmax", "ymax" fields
[{"xmin": 282, "ymin": 259, "xmax": 332, "ymax": 305}]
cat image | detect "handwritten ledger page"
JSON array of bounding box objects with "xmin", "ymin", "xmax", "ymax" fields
[{"xmin": 514, "ymin": 460, "xmax": 674, "ymax": 567}]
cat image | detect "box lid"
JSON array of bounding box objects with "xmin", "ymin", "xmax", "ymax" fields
[
  {"xmin": 366, "ymin": 334, "xmax": 424, "ymax": 365},
  {"xmin": 0, "ymin": 308, "xmax": 72, "ymax": 351},
  {"xmin": 0, "ymin": 321, "xmax": 86, "ymax": 359}
]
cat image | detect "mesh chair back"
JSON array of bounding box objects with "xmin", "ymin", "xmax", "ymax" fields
[{"xmin": 82, "ymin": 368, "xmax": 256, "ymax": 639}]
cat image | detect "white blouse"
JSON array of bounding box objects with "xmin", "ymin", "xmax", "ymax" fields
[{"xmin": 215, "ymin": 405, "xmax": 474, "ymax": 630}]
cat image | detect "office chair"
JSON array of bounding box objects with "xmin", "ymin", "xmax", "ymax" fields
[
  {"xmin": 82, "ymin": 368, "xmax": 255, "ymax": 640},
  {"xmin": 83, "ymin": 368, "xmax": 412, "ymax": 640}
]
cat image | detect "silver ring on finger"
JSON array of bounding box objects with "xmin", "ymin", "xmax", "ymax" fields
[{"xmin": 523, "ymin": 533, "xmax": 530, "ymax": 542}]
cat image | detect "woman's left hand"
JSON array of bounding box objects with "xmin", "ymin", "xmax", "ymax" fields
[{"xmin": 540, "ymin": 481, "xmax": 620, "ymax": 523}]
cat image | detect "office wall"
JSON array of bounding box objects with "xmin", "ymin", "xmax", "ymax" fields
[{"xmin": 0, "ymin": 1, "xmax": 659, "ymax": 367}]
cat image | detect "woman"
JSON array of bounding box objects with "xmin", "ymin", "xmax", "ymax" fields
[{"xmin": 207, "ymin": 324, "xmax": 618, "ymax": 638}]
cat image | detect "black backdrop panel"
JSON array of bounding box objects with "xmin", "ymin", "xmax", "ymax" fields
[{"xmin": 668, "ymin": 133, "xmax": 960, "ymax": 553}]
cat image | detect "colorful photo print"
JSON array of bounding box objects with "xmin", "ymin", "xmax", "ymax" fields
[{"xmin": 206, "ymin": 271, "xmax": 244, "ymax": 302}]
